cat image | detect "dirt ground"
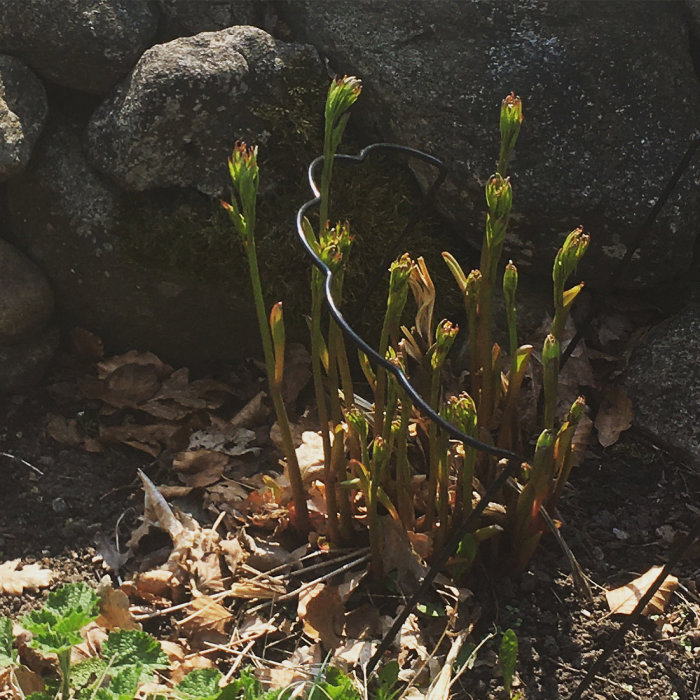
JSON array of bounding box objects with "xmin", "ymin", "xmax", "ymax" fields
[{"xmin": 1, "ymin": 355, "xmax": 698, "ymax": 700}]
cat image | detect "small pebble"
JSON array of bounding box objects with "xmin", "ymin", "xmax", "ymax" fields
[{"xmin": 52, "ymin": 497, "xmax": 67, "ymax": 513}]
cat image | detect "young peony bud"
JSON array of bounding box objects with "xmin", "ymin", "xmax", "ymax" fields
[
  {"xmin": 432, "ymin": 319, "xmax": 459, "ymax": 370},
  {"xmin": 485, "ymin": 174, "xmax": 513, "ymax": 220},
  {"xmin": 499, "ymin": 92, "xmax": 523, "ymax": 172}
]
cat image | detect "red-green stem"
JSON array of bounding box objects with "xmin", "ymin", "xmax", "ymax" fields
[
  {"xmin": 246, "ymin": 237, "xmax": 310, "ymax": 534},
  {"xmin": 310, "ymin": 276, "xmax": 337, "ymax": 542},
  {"xmin": 424, "ymin": 367, "xmax": 442, "ymax": 530},
  {"xmin": 396, "ymin": 391, "xmax": 414, "ymax": 529},
  {"xmin": 58, "ymin": 649, "xmax": 71, "ymax": 700},
  {"xmin": 435, "ymin": 427, "xmax": 451, "ymax": 554}
]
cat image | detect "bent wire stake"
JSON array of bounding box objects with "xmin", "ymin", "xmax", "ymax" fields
[
  {"xmin": 297, "ymin": 142, "xmax": 527, "ymax": 462},
  {"xmin": 296, "ymin": 143, "xmax": 529, "ymax": 674}
]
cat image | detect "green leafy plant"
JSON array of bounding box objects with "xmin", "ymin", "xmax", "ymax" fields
[{"xmin": 0, "ymin": 583, "xmax": 169, "ymax": 700}]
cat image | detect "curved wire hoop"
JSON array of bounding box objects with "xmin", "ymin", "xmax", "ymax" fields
[{"xmin": 296, "ymin": 142, "xmax": 525, "ymax": 464}]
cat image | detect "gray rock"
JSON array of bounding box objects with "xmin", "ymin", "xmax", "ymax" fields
[
  {"xmin": 158, "ymin": 0, "xmax": 258, "ymax": 37},
  {"xmin": 0, "ymin": 238, "xmax": 53, "ymax": 345},
  {"xmin": 0, "ymin": 325, "xmax": 59, "ymax": 394},
  {"xmin": 0, "ymin": 0, "xmax": 159, "ymax": 94},
  {"xmin": 623, "ymin": 303, "xmax": 700, "ymax": 469},
  {"xmin": 7, "ymin": 118, "xmax": 261, "ymax": 365},
  {"xmin": 86, "ymin": 26, "xmax": 326, "ymax": 195},
  {"xmin": 282, "ymin": 0, "xmax": 700, "ymax": 290},
  {"xmin": 0, "ymin": 56, "xmax": 48, "ymax": 181}
]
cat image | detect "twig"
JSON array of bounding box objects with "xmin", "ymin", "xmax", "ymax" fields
[
  {"xmin": 222, "ymin": 639, "xmax": 256, "ymax": 682},
  {"xmin": 1, "ymin": 451, "xmax": 44, "ymax": 476},
  {"xmin": 246, "ymin": 552, "xmax": 371, "ymax": 614}
]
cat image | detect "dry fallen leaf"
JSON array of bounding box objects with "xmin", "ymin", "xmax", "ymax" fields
[
  {"xmin": 179, "ymin": 595, "xmax": 232, "ymax": 637},
  {"xmin": 229, "ymin": 391, "xmax": 268, "ymax": 428},
  {"xmin": 96, "ymin": 578, "xmax": 141, "ymax": 631},
  {"xmin": 606, "ymin": 566, "xmax": 679, "ymax": 615},
  {"xmin": 5, "ymin": 665, "xmax": 45, "ymax": 698},
  {"xmin": 172, "ymin": 450, "xmax": 229, "ymax": 488},
  {"xmin": 0, "ymin": 560, "xmax": 53, "ymax": 595},
  {"xmin": 297, "ymin": 582, "xmax": 345, "ymax": 649},
  {"xmin": 294, "ymin": 431, "xmax": 326, "ymax": 482},
  {"xmin": 97, "ymin": 351, "xmax": 172, "ymax": 381},
  {"xmin": 595, "ymin": 385, "xmax": 634, "ymax": 448},
  {"xmin": 46, "ymin": 414, "xmax": 82, "ymax": 447}
]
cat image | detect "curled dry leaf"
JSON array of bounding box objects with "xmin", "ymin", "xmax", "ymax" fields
[
  {"xmin": 297, "ymin": 582, "xmax": 345, "ymax": 649},
  {"xmin": 96, "ymin": 577, "xmax": 141, "ymax": 631},
  {"xmin": 172, "ymin": 450, "xmax": 229, "ymax": 488},
  {"xmin": 140, "ymin": 368, "xmax": 231, "ymax": 421},
  {"xmin": 606, "ymin": 566, "xmax": 679, "ymax": 615},
  {"xmin": 46, "ymin": 414, "xmax": 82, "ymax": 447},
  {"xmin": 230, "ymin": 391, "xmax": 268, "ymax": 429},
  {"xmin": 99, "ymin": 422, "xmax": 184, "ymax": 457},
  {"xmin": 282, "ymin": 343, "xmax": 312, "ymax": 405},
  {"xmin": 263, "ymin": 644, "xmax": 322, "ymax": 688},
  {"xmin": 293, "ymin": 431, "xmax": 326, "ymax": 482},
  {"xmin": 97, "ymin": 351, "xmax": 172, "ymax": 381},
  {"xmin": 595, "ymin": 385, "xmax": 634, "ymax": 448},
  {"xmin": 6, "ymin": 665, "xmax": 45, "ymax": 698},
  {"xmin": 0, "ymin": 559, "xmax": 52, "ymax": 595}
]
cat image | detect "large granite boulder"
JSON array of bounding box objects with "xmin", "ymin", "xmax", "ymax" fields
[
  {"xmin": 6, "ymin": 119, "xmax": 261, "ymax": 365},
  {"xmin": 282, "ymin": 0, "xmax": 700, "ymax": 290},
  {"xmin": 623, "ymin": 303, "xmax": 700, "ymax": 469},
  {"xmin": 0, "ymin": 56, "xmax": 48, "ymax": 181},
  {"xmin": 86, "ymin": 26, "xmax": 326, "ymax": 196},
  {"xmin": 0, "ymin": 0, "xmax": 159, "ymax": 95}
]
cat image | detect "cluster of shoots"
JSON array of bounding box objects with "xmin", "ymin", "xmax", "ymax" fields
[{"xmin": 225, "ymin": 80, "xmax": 590, "ymax": 580}]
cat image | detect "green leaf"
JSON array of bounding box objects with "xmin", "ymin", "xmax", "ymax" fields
[
  {"xmin": 373, "ymin": 660, "xmax": 400, "ymax": 700},
  {"xmin": 415, "ymin": 601, "xmax": 445, "ymax": 617},
  {"xmin": 107, "ymin": 664, "xmax": 143, "ymax": 697},
  {"xmin": 26, "ymin": 693, "xmax": 54, "ymax": 700},
  {"xmin": 309, "ymin": 667, "xmax": 361, "ymax": 700},
  {"xmin": 454, "ymin": 641, "xmax": 477, "ymax": 672},
  {"xmin": 102, "ymin": 630, "xmax": 168, "ymax": 681},
  {"xmin": 22, "ymin": 583, "xmax": 99, "ymax": 655},
  {"xmin": 0, "ymin": 617, "xmax": 17, "ymax": 667},
  {"xmin": 226, "ymin": 666, "xmax": 287, "ymax": 700},
  {"xmin": 25, "ymin": 626, "xmax": 83, "ymax": 656},
  {"xmin": 176, "ymin": 669, "xmax": 225, "ymax": 700},
  {"xmin": 499, "ymin": 628, "xmax": 518, "ymax": 694},
  {"xmin": 41, "ymin": 582, "xmax": 99, "ymax": 622},
  {"xmin": 71, "ymin": 657, "xmax": 109, "ymax": 690}
]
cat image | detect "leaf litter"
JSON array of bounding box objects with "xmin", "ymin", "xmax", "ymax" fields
[{"xmin": 30, "ymin": 339, "xmax": 696, "ymax": 698}]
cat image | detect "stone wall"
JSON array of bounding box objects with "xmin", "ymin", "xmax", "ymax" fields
[{"xmin": 0, "ymin": 0, "xmax": 698, "ymax": 467}]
